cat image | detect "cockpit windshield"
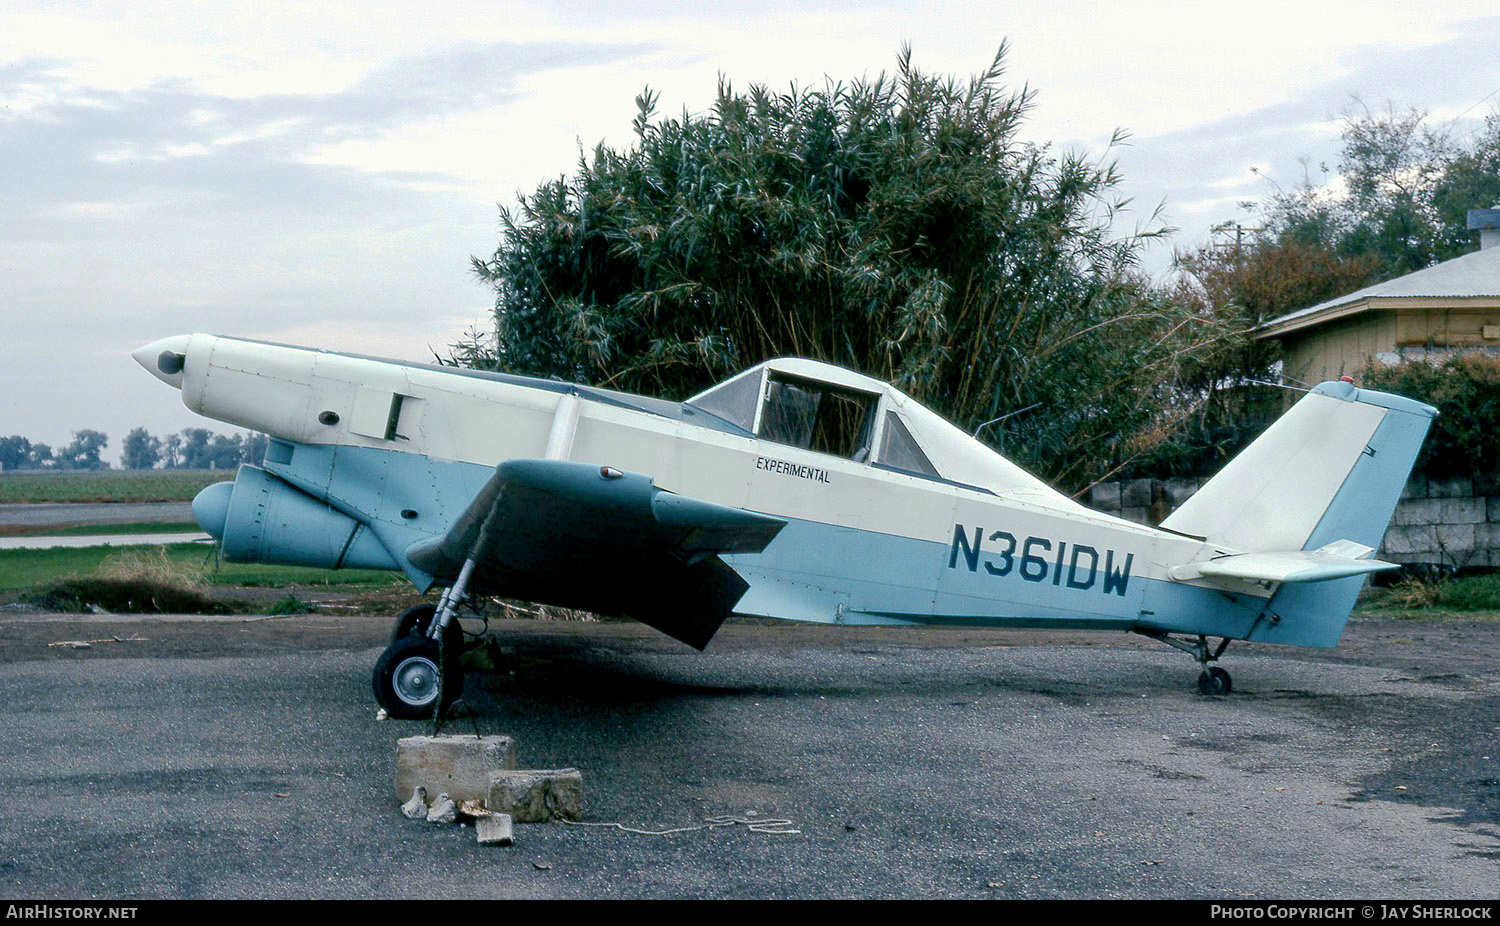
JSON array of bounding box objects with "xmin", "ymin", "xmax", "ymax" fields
[{"xmin": 685, "ymin": 368, "xmax": 762, "ymax": 433}]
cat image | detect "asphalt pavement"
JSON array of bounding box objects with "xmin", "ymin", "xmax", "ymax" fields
[{"xmin": 0, "ymin": 614, "xmax": 1495, "ymax": 899}]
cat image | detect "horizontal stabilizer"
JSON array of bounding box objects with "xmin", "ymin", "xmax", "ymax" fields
[{"xmin": 1169, "ymin": 541, "xmax": 1398, "ymax": 585}]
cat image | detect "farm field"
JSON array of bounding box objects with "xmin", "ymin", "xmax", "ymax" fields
[{"xmin": 0, "ymin": 469, "xmax": 230, "ymax": 503}]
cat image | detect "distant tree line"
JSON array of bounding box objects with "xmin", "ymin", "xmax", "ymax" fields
[
  {"xmin": 120, "ymin": 428, "xmax": 269, "ymax": 471},
  {"xmin": 0, "ymin": 428, "xmax": 268, "ymax": 472},
  {"xmin": 0, "ymin": 430, "xmax": 110, "ymax": 472}
]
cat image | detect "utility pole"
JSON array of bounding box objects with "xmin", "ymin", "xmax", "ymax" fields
[{"xmin": 1209, "ymin": 222, "xmax": 1265, "ymax": 262}]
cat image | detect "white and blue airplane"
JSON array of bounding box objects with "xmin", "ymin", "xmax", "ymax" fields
[{"xmin": 134, "ymin": 334, "xmax": 1435, "ymax": 717}]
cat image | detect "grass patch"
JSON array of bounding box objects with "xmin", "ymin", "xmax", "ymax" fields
[
  {"xmin": 265, "ymin": 593, "xmax": 319, "ymax": 615},
  {"xmin": 0, "ymin": 522, "xmax": 202, "ymax": 538},
  {"xmin": 23, "ymin": 577, "xmax": 246, "ymax": 615},
  {"xmin": 0, "ymin": 470, "xmax": 230, "ymax": 503},
  {"xmin": 1358, "ymin": 573, "xmax": 1500, "ymax": 620},
  {"xmin": 19, "ymin": 546, "xmax": 246, "ymax": 614}
]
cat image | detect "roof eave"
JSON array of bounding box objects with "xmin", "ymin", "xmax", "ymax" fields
[{"xmin": 1254, "ymin": 298, "xmax": 1372, "ymax": 340}]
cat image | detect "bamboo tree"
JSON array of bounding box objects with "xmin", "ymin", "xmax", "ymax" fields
[{"xmin": 466, "ymin": 46, "xmax": 1234, "ymax": 489}]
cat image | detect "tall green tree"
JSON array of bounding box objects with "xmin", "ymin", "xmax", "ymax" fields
[
  {"xmin": 1260, "ymin": 102, "xmax": 1500, "ymax": 283},
  {"xmin": 0, "ymin": 436, "xmax": 32, "ymax": 471},
  {"xmin": 466, "ymin": 47, "xmax": 1234, "ymax": 487},
  {"xmin": 121, "ymin": 427, "xmax": 162, "ymax": 470},
  {"xmin": 57, "ymin": 430, "xmax": 108, "ymax": 471}
]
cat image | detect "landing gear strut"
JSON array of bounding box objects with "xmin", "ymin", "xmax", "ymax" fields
[
  {"xmin": 372, "ymin": 557, "xmax": 480, "ymax": 720},
  {"xmin": 1137, "ymin": 631, "xmax": 1235, "ymax": 696}
]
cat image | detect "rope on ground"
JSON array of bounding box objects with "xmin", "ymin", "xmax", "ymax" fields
[{"xmin": 559, "ymin": 813, "xmax": 801, "ymax": 836}]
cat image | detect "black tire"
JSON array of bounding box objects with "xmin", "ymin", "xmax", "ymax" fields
[
  {"xmin": 390, "ymin": 603, "xmax": 437, "ymax": 643},
  {"xmin": 1197, "ymin": 667, "xmax": 1232, "ymax": 696},
  {"xmin": 372, "ymin": 635, "xmax": 464, "ymax": 719},
  {"xmin": 390, "ymin": 602, "xmax": 463, "ymax": 653}
]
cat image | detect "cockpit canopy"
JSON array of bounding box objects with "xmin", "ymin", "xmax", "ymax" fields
[{"xmin": 686, "ymin": 358, "xmax": 1067, "ymax": 504}]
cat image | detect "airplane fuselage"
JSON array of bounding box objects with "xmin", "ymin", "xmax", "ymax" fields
[{"xmin": 133, "ymin": 334, "xmax": 1430, "ymax": 658}]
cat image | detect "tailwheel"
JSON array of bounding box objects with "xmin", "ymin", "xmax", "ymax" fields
[
  {"xmin": 373, "ymin": 634, "xmax": 464, "ymax": 719},
  {"xmin": 1197, "ymin": 666, "xmax": 1232, "ymax": 696},
  {"xmin": 1134, "ymin": 630, "xmax": 1237, "ymax": 695}
]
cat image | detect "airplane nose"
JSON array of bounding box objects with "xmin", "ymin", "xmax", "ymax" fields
[
  {"xmin": 192, "ymin": 481, "xmax": 234, "ymax": 541},
  {"xmin": 132, "ymin": 335, "xmax": 193, "ymax": 388}
]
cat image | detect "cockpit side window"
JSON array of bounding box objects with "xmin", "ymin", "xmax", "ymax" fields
[
  {"xmin": 757, "ymin": 373, "xmax": 878, "ymax": 459},
  {"xmin": 877, "ymin": 410, "xmax": 940, "ymax": 478},
  {"xmin": 685, "ymin": 368, "xmax": 762, "ymax": 432}
]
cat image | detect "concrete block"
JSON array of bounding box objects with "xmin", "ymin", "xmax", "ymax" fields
[
  {"xmin": 1400, "ymin": 474, "xmax": 1428, "ymax": 500},
  {"xmin": 1392, "ymin": 498, "xmax": 1442, "ymax": 526},
  {"xmin": 476, "ymin": 813, "xmax": 515, "ymax": 846},
  {"xmin": 1473, "ymin": 472, "xmax": 1500, "ymax": 496},
  {"xmin": 1120, "ymin": 479, "xmax": 1152, "ymax": 509},
  {"xmin": 1440, "ymin": 497, "xmax": 1486, "ymax": 525},
  {"xmin": 1488, "ymin": 497, "xmax": 1500, "ymax": 522},
  {"xmin": 1427, "ymin": 476, "xmax": 1474, "ymax": 499},
  {"xmin": 1382, "ymin": 525, "xmax": 1436, "ymax": 556},
  {"xmin": 396, "ymin": 735, "xmax": 518, "ymax": 804},
  {"xmin": 1477, "ymin": 522, "xmax": 1500, "ymax": 550},
  {"xmin": 1165, "ymin": 477, "xmax": 1199, "ymax": 505},
  {"xmin": 1089, "ymin": 481, "xmax": 1121, "ymax": 511},
  {"xmin": 1435, "ymin": 523, "xmax": 1476, "ymax": 555},
  {"xmin": 487, "ymin": 768, "xmax": 583, "ymax": 822},
  {"xmin": 1120, "ymin": 507, "xmax": 1148, "ymax": 525}
]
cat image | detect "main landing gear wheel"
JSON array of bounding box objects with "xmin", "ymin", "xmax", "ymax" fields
[
  {"xmin": 390, "ymin": 603, "xmax": 437, "ymax": 643},
  {"xmin": 1197, "ymin": 666, "xmax": 1232, "ymax": 696},
  {"xmin": 376, "ymin": 558, "xmax": 482, "ymax": 723},
  {"xmin": 373, "ymin": 635, "xmax": 464, "ymax": 719},
  {"xmin": 389, "ymin": 602, "xmax": 464, "ymax": 651}
]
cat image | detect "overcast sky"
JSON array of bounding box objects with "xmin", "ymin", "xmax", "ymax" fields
[{"xmin": 4, "ymin": 1, "xmax": 1499, "ymax": 461}]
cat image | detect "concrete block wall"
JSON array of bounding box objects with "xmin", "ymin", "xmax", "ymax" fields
[
  {"xmin": 1087, "ymin": 473, "xmax": 1500, "ymax": 570},
  {"xmin": 1383, "ymin": 474, "xmax": 1500, "ymax": 569},
  {"xmin": 1087, "ymin": 477, "xmax": 1207, "ymax": 528}
]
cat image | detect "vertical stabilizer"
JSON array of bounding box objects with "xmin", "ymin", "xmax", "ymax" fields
[{"xmin": 1162, "ymin": 381, "xmax": 1436, "ymax": 647}]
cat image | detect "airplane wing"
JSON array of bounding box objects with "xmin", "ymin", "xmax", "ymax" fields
[
  {"xmin": 404, "ymin": 459, "xmax": 786, "ymax": 649},
  {"xmin": 1167, "ymin": 540, "xmax": 1399, "ymax": 585}
]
